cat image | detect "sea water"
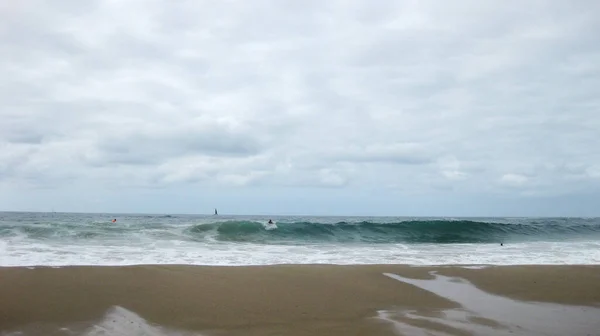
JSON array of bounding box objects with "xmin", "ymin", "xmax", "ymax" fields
[{"xmin": 1, "ymin": 212, "xmax": 599, "ymax": 266}]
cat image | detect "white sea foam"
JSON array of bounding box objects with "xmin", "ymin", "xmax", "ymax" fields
[{"xmin": 1, "ymin": 237, "xmax": 600, "ymax": 266}]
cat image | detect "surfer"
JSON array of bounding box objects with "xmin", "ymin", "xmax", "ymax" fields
[{"xmin": 268, "ymin": 219, "xmax": 273, "ymax": 224}]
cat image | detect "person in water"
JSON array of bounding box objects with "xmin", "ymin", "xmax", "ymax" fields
[{"xmin": 268, "ymin": 219, "xmax": 273, "ymax": 224}]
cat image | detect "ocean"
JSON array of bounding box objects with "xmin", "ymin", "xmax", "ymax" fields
[{"xmin": 1, "ymin": 212, "xmax": 600, "ymax": 267}]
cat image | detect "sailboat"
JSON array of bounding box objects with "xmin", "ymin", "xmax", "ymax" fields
[{"xmin": 214, "ymin": 208, "xmax": 218, "ymax": 215}]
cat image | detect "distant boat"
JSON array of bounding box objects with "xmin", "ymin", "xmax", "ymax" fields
[{"xmin": 214, "ymin": 208, "xmax": 218, "ymax": 215}]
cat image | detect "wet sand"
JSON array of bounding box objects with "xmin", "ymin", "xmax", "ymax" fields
[{"xmin": 1, "ymin": 264, "xmax": 599, "ymax": 335}]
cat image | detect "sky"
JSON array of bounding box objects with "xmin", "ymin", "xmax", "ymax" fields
[{"xmin": 1, "ymin": 0, "xmax": 599, "ymax": 217}]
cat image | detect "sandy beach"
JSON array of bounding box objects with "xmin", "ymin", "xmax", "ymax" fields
[{"xmin": 1, "ymin": 264, "xmax": 600, "ymax": 336}]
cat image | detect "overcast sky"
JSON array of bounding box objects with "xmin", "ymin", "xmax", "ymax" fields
[{"xmin": 1, "ymin": 0, "xmax": 599, "ymax": 216}]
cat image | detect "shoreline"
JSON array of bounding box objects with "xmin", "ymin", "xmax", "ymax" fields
[{"xmin": 1, "ymin": 264, "xmax": 600, "ymax": 335}]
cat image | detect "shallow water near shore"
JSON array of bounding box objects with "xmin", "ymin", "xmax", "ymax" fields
[
  {"xmin": 382, "ymin": 272, "xmax": 600, "ymax": 335},
  {"xmin": 1, "ymin": 306, "xmax": 201, "ymax": 336}
]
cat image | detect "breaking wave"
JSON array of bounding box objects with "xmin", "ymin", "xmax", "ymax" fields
[{"xmin": 185, "ymin": 219, "xmax": 600, "ymax": 244}]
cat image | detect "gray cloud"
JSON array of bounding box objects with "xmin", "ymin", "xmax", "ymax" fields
[
  {"xmin": 1, "ymin": 0, "xmax": 600, "ymax": 214},
  {"xmin": 88, "ymin": 121, "xmax": 264, "ymax": 166}
]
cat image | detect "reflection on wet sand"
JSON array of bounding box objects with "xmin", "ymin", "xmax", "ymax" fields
[{"xmin": 380, "ymin": 272, "xmax": 600, "ymax": 336}]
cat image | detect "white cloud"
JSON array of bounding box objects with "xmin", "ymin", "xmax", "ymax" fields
[
  {"xmin": 437, "ymin": 156, "xmax": 468, "ymax": 181},
  {"xmin": 1, "ymin": 0, "xmax": 600, "ymax": 214},
  {"xmin": 500, "ymin": 174, "xmax": 529, "ymax": 187},
  {"xmin": 586, "ymin": 166, "xmax": 600, "ymax": 179},
  {"xmin": 318, "ymin": 168, "xmax": 349, "ymax": 188}
]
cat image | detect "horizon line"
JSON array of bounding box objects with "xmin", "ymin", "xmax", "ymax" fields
[{"xmin": 0, "ymin": 210, "xmax": 596, "ymax": 219}]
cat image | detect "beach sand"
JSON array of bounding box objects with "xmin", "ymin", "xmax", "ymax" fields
[{"xmin": 1, "ymin": 265, "xmax": 599, "ymax": 335}]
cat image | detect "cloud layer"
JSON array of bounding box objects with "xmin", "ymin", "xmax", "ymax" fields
[{"xmin": 1, "ymin": 0, "xmax": 600, "ymax": 215}]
